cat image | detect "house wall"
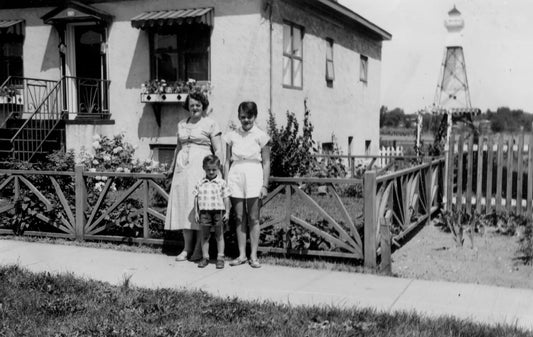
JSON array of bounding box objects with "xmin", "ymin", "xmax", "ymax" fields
[
  {"xmin": 270, "ymin": 0, "xmax": 383, "ymax": 155},
  {"xmin": 0, "ymin": 8, "xmax": 62, "ymax": 81},
  {"xmin": 1, "ymin": 0, "xmax": 385, "ymax": 160}
]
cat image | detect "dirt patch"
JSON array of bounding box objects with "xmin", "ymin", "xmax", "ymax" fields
[{"xmin": 392, "ymin": 223, "xmax": 533, "ymax": 289}]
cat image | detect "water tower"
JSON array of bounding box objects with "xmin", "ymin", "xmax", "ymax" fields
[{"xmin": 434, "ymin": 5, "xmax": 472, "ymax": 109}]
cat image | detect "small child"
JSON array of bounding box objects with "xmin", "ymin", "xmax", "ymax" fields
[{"xmin": 193, "ymin": 155, "xmax": 231, "ymax": 269}]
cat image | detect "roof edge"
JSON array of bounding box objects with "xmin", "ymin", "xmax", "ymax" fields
[{"xmin": 315, "ymin": 0, "xmax": 392, "ymax": 41}]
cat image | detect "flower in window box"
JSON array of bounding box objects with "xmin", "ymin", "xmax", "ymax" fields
[{"xmin": 0, "ymin": 85, "xmax": 16, "ymax": 97}]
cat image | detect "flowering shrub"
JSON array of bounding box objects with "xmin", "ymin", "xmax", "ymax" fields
[
  {"xmin": 267, "ymin": 105, "xmax": 318, "ymax": 178},
  {"xmin": 79, "ymin": 133, "xmax": 167, "ymax": 237}
]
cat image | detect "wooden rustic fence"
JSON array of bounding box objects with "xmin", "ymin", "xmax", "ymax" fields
[
  {"xmin": 0, "ymin": 159, "xmax": 445, "ymax": 272},
  {"xmin": 0, "ymin": 167, "xmax": 169, "ymax": 245},
  {"xmin": 446, "ymin": 132, "xmax": 533, "ymax": 216}
]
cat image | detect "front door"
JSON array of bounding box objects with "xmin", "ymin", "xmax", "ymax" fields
[{"xmin": 69, "ymin": 25, "xmax": 108, "ymax": 118}]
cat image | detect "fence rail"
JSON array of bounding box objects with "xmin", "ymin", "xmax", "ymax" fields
[{"xmin": 446, "ymin": 132, "xmax": 533, "ymax": 216}]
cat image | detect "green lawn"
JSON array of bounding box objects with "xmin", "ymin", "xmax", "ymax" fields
[{"xmin": 0, "ymin": 265, "xmax": 529, "ymax": 337}]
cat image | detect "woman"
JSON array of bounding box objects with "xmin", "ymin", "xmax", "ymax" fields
[{"xmin": 165, "ymin": 92, "xmax": 223, "ymax": 261}]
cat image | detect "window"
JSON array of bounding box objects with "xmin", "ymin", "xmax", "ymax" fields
[
  {"xmin": 359, "ymin": 55, "xmax": 368, "ymax": 83},
  {"xmin": 0, "ymin": 37, "xmax": 23, "ymax": 83},
  {"xmin": 150, "ymin": 144, "xmax": 176, "ymax": 167},
  {"xmin": 325, "ymin": 38, "xmax": 334, "ymax": 84},
  {"xmin": 282, "ymin": 22, "xmax": 303, "ymax": 89},
  {"xmin": 365, "ymin": 140, "xmax": 371, "ymax": 155},
  {"xmin": 150, "ymin": 24, "xmax": 210, "ymax": 82}
]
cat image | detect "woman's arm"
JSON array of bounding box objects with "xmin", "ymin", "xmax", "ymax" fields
[
  {"xmin": 224, "ymin": 143, "xmax": 232, "ymax": 182},
  {"xmin": 211, "ymin": 134, "xmax": 223, "ymax": 164},
  {"xmin": 260, "ymin": 144, "xmax": 271, "ymax": 198},
  {"xmin": 166, "ymin": 136, "xmax": 182, "ymax": 178}
]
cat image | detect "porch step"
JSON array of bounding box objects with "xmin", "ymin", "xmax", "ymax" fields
[{"xmin": 0, "ymin": 119, "xmax": 65, "ymax": 162}]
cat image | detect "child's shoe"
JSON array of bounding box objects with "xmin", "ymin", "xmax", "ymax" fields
[
  {"xmin": 216, "ymin": 258, "xmax": 225, "ymax": 269},
  {"xmin": 197, "ymin": 258, "xmax": 209, "ymax": 268}
]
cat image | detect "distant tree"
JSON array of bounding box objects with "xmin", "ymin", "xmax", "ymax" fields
[
  {"xmin": 380, "ymin": 107, "xmax": 405, "ymax": 128},
  {"xmin": 481, "ymin": 107, "xmax": 533, "ymax": 133}
]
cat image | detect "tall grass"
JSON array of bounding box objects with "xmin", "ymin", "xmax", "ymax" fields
[{"xmin": 0, "ymin": 265, "xmax": 529, "ymax": 337}]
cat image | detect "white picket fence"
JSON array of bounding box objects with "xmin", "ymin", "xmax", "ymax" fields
[{"xmin": 378, "ymin": 146, "xmax": 404, "ymax": 167}]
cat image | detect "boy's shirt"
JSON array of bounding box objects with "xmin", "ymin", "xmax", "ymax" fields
[{"xmin": 193, "ymin": 176, "xmax": 230, "ymax": 211}]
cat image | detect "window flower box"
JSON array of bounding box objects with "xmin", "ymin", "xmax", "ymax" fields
[
  {"xmin": 140, "ymin": 79, "xmax": 211, "ymax": 127},
  {"xmin": 0, "ymin": 85, "xmax": 23, "ymax": 105},
  {"xmin": 140, "ymin": 79, "xmax": 211, "ymax": 103},
  {"xmin": 140, "ymin": 92, "xmax": 187, "ymax": 103}
]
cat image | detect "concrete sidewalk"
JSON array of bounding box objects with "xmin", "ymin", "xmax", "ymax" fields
[{"xmin": 1, "ymin": 238, "xmax": 532, "ymax": 330}]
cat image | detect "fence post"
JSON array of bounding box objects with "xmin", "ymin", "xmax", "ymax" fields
[
  {"xmin": 284, "ymin": 184, "xmax": 291, "ymax": 251},
  {"xmin": 143, "ymin": 180, "xmax": 149, "ymax": 239},
  {"xmin": 74, "ymin": 164, "xmax": 87, "ymax": 241},
  {"xmin": 379, "ymin": 210, "xmax": 392, "ymax": 275},
  {"xmin": 425, "ymin": 164, "xmax": 433, "ymax": 224},
  {"xmin": 364, "ymin": 170, "xmax": 377, "ymax": 270}
]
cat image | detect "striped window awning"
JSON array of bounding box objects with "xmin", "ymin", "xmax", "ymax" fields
[
  {"xmin": 131, "ymin": 8, "xmax": 213, "ymax": 29},
  {"xmin": 0, "ymin": 20, "xmax": 25, "ymax": 36}
]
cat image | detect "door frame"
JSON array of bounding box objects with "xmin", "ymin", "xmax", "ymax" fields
[{"xmin": 63, "ymin": 23, "xmax": 108, "ymax": 118}]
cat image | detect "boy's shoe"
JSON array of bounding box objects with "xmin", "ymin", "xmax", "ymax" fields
[
  {"xmin": 197, "ymin": 258, "xmax": 209, "ymax": 268},
  {"xmin": 216, "ymin": 258, "xmax": 225, "ymax": 269}
]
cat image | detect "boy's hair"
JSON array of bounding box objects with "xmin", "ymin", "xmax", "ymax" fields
[
  {"xmin": 238, "ymin": 101, "xmax": 258, "ymax": 118},
  {"xmin": 202, "ymin": 154, "xmax": 220, "ymax": 169}
]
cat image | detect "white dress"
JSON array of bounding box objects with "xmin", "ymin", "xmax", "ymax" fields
[{"xmin": 164, "ymin": 117, "xmax": 221, "ymax": 230}]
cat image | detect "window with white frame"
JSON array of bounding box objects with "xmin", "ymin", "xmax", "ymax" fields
[
  {"xmin": 282, "ymin": 22, "xmax": 303, "ymax": 89},
  {"xmin": 325, "ymin": 38, "xmax": 334, "ymax": 83},
  {"xmin": 359, "ymin": 54, "xmax": 368, "ymax": 83},
  {"xmin": 150, "ymin": 25, "xmax": 210, "ymax": 82}
]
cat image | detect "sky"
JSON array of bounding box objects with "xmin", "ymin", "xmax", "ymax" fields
[{"xmin": 339, "ymin": 0, "xmax": 533, "ymax": 114}]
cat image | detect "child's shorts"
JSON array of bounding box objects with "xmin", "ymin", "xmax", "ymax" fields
[
  {"xmin": 227, "ymin": 160, "xmax": 263, "ymax": 199},
  {"xmin": 199, "ymin": 210, "xmax": 224, "ymax": 228}
]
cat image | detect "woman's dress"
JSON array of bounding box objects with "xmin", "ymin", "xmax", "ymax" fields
[{"xmin": 164, "ymin": 117, "xmax": 221, "ymax": 231}]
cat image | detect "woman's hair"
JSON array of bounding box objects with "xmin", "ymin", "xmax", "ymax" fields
[
  {"xmin": 238, "ymin": 101, "xmax": 258, "ymax": 118},
  {"xmin": 202, "ymin": 154, "xmax": 221, "ymax": 169},
  {"xmin": 184, "ymin": 92, "xmax": 209, "ymax": 112}
]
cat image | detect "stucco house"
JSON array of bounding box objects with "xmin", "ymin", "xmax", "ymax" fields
[{"xmin": 0, "ymin": 0, "xmax": 391, "ymax": 164}]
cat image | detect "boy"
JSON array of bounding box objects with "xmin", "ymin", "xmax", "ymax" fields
[{"xmin": 193, "ymin": 155, "xmax": 231, "ymax": 268}]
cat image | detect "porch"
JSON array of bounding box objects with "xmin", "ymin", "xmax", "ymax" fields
[{"xmin": 0, "ymin": 75, "xmax": 110, "ymax": 161}]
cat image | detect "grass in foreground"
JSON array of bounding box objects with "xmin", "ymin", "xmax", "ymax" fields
[{"xmin": 0, "ymin": 265, "xmax": 529, "ymax": 337}]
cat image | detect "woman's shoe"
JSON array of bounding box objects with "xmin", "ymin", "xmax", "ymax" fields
[
  {"xmin": 249, "ymin": 259, "xmax": 261, "ymax": 268},
  {"xmin": 175, "ymin": 251, "xmax": 188, "ymax": 262},
  {"xmin": 229, "ymin": 257, "xmax": 248, "ymax": 266},
  {"xmin": 189, "ymin": 254, "xmax": 203, "ymax": 262}
]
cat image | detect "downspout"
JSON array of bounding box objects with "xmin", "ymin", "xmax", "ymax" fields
[{"xmin": 267, "ymin": 0, "xmax": 273, "ymax": 114}]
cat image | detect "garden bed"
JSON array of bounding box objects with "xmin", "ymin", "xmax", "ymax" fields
[{"xmin": 392, "ymin": 222, "xmax": 533, "ymax": 289}]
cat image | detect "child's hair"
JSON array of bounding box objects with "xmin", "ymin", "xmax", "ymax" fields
[
  {"xmin": 202, "ymin": 154, "xmax": 221, "ymax": 169},
  {"xmin": 238, "ymin": 101, "xmax": 258, "ymax": 118}
]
